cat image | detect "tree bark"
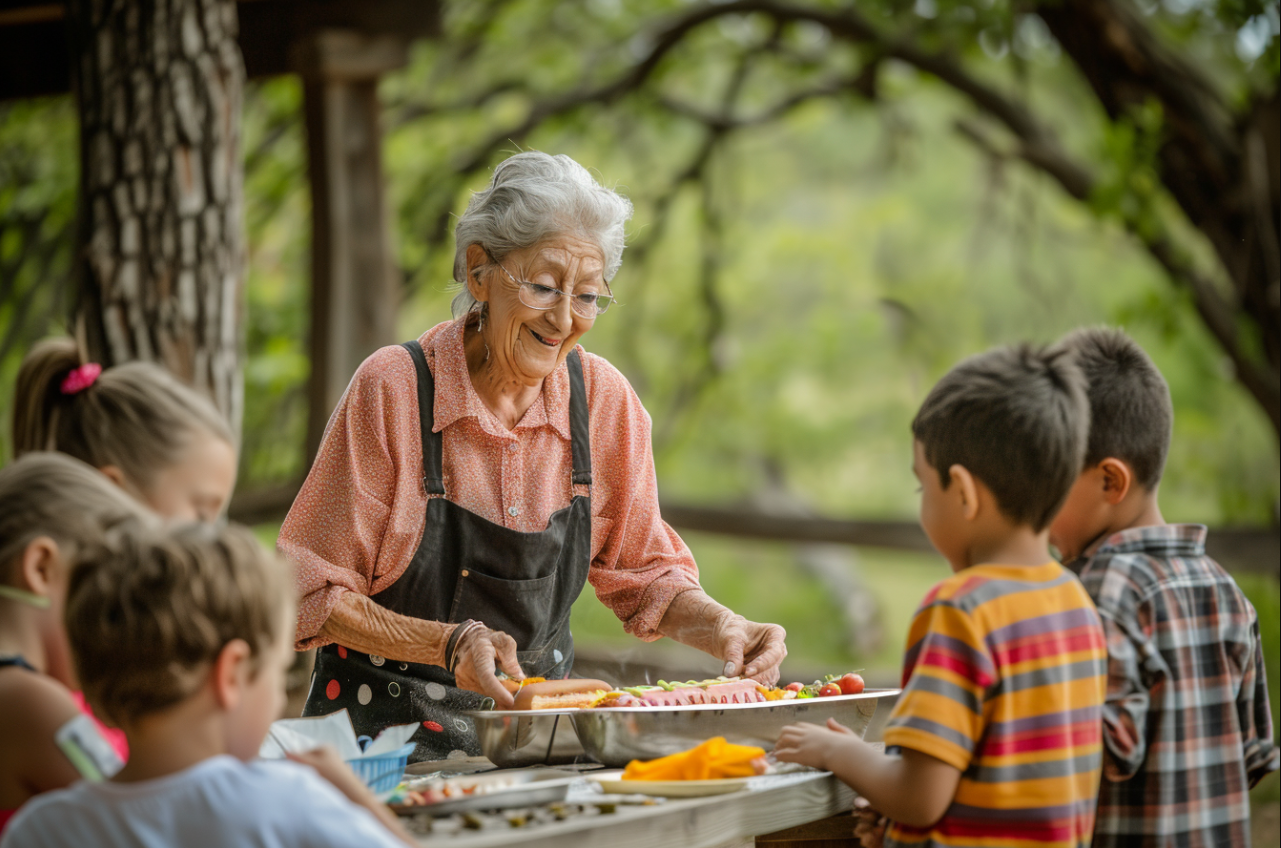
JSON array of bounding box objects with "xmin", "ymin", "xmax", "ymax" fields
[{"xmin": 67, "ymin": 0, "xmax": 246, "ymax": 431}]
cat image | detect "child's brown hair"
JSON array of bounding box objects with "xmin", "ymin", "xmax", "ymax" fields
[
  {"xmin": 1057, "ymin": 326, "xmax": 1172, "ymax": 490},
  {"xmin": 0, "ymin": 452, "xmax": 151, "ymax": 584},
  {"xmin": 65, "ymin": 522, "xmax": 293, "ymax": 726},
  {"xmin": 912, "ymin": 343, "xmax": 1089, "ymax": 532},
  {"xmin": 11, "ymin": 338, "xmax": 234, "ymax": 491}
]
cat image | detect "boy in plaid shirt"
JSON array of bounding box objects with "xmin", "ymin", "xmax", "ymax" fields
[{"xmin": 1050, "ymin": 327, "xmax": 1278, "ymax": 847}]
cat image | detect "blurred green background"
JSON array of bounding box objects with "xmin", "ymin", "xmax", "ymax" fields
[{"xmin": 2, "ymin": 0, "xmax": 1277, "ymax": 823}]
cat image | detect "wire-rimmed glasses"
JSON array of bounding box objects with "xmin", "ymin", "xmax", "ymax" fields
[{"xmin": 490, "ymin": 257, "xmax": 615, "ymax": 317}]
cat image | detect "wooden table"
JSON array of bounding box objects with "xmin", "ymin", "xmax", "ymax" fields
[{"xmin": 408, "ymin": 766, "xmax": 867, "ymax": 848}]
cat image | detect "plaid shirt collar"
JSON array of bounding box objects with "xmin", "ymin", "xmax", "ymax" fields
[
  {"xmin": 1089, "ymin": 523, "xmax": 1207, "ymax": 560},
  {"xmin": 1064, "ymin": 523, "xmax": 1208, "ymax": 573}
]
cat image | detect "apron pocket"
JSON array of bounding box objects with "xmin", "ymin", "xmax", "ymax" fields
[{"xmin": 449, "ymin": 568, "xmax": 559, "ymax": 651}]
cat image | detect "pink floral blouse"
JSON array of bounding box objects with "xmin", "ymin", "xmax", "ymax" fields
[{"xmin": 281, "ymin": 319, "xmax": 702, "ymax": 649}]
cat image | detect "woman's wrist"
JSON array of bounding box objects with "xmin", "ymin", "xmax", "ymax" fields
[
  {"xmin": 657, "ymin": 589, "xmax": 732, "ymax": 654},
  {"xmin": 319, "ymin": 592, "xmax": 453, "ymax": 667}
]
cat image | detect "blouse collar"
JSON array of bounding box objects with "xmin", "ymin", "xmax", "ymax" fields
[{"xmin": 420, "ymin": 319, "xmax": 574, "ymax": 441}]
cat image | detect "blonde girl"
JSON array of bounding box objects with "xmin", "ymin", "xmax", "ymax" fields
[
  {"xmin": 0, "ymin": 453, "xmax": 154, "ymax": 832},
  {"xmin": 12, "ymin": 339, "xmax": 237, "ymax": 521}
]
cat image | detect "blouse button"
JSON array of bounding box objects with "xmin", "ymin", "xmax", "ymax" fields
[
  {"xmin": 506, "ymin": 442, "xmax": 517, "ymax": 452},
  {"xmin": 507, "ymin": 506, "xmax": 520, "ymax": 517}
]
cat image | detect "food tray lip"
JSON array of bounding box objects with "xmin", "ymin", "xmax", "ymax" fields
[
  {"xmin": 390, "ymin": 769, "xmax": 578, "ymax": 816},
  {"xmin": 465, "ymin": 687, "xmax": 900, "ymax": 718}
]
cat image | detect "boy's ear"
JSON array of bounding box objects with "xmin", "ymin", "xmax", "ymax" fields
[
  {"xmin": 211, "ymin": 638, "xmax": 253, "ymax": 710},
  {"xmin": 19, "ymin": 536, "xmax": 61, "ymax": 597},
  {"xmin": 97, "ymin": 464, "xmax": 128, "ymax": 490},
  {"xmin": 464, "ymin": 243, "xmax": 491, "ymax": 302},
  {"xmin": 1097, "ymin": 458, "xmax": 1133, "ymax": 505},
  {"xmin": 948, "ymin": 464, "xmax": 981, "ymax": 522}
]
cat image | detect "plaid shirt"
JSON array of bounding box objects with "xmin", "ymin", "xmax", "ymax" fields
[{"xmin": 1071, "ymin": 524, "xmax": 1278, "ymax": 848}]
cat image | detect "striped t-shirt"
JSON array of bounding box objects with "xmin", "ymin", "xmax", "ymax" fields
[{"xmin": 883, "ymin": 562, "xmax": 1108, "ymax": 848}]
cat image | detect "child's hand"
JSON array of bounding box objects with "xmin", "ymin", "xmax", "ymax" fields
[
  {"xmin": 286, "ymin": 746, "xmax": 373, "ymax": 804},
  {"xmin": 774, "ymin": 721, "xmax": 840, "ymax": 770},
  {"xmin": 826, "ymin": 717, "xmax": 855, "ymax": 735},
  {"xmin": 852, "ymin": 797, "xmax": 888, "ymax": 848},
  {"xmin": 287, "ymin": 747, "xmax": 416, "ymax": 847}
]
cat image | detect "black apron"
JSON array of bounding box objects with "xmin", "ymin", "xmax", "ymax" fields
[{"xmin": 302, "ymin": 340, "xmax": 593, "ymax": 761}]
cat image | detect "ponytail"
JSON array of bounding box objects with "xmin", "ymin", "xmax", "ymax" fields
[
  {"xmin": 11, "ymin": 338, "xmax": 81, "ymax": 455},
  {"xmin": 11, "ymin": 339, "xmax": 234, "ymax": 492}
]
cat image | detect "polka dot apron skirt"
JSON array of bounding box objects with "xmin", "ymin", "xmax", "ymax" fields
[{"xmin": 302, "ymin": 341, "xmax": 592, "ymax": 762}]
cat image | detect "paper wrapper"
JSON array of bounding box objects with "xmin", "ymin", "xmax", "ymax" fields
[{"xmin": 258, "ymin": 708, "xmax": 417, "ymax": 760}]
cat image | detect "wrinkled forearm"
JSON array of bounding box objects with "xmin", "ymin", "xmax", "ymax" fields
[
  {"xmin": 318, "ymin": 592, "xmax": 455, "ymax": 667},
  {"xmin": 656, "ymin": 589, "xmax": 733, "ymax": 654}
]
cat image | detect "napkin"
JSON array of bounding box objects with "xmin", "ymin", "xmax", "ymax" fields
[
  {"xmin": 622, "ymin": 736, "xmax": 767, "ymax": 781},
  {"xmin": 258, "ymin": 709, "xmax": 417, "ymax": 760}
]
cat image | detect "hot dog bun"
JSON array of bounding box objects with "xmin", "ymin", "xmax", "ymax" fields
[
  {"xmin": 513, "ymin": 678, "xmax": 614, "ymax": 710},
  {"xmin": 498, "ymin": 676, "xmax": 546, "ymax": 695}
]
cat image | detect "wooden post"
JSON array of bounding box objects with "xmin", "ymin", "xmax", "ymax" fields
[{"xmin": 294, "ymin": 31, "xmax": 405, "ymax": 464}]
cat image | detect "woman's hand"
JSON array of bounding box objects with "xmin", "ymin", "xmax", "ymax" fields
[
  {"xmin": 658, "ymin": 590, "xmax": 787, "ymax": 687},
  {"xmin": 713, "ymin": 613, "xmax": 787, "ymax": 686},
  {"xmin": 451, "ymin": 623, "xmax": 524, "ymax": 709}
]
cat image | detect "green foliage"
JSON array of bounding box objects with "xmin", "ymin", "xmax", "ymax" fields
[
  {"xmin": 237, "ymin": 79, "xmax": 310, "ymax": 488},
  {"xmin": 1238, "ymin": 573, "xmax": 1281, "ymax": 804},
  {"xmin": 0, "ymin": 98, "xmax": 77, "ymax": 461}
]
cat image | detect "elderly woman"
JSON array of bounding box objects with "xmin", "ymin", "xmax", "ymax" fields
[{"xmin": 281, "ymin": 152, "xmax": 787, "ymax": 760}]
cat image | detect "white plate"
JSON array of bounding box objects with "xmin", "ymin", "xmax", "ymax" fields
[{"xmin": 592, "ymin": 771, "xmax": 754, "ymax": 798}]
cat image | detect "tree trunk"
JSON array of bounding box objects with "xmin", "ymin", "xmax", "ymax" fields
[{"xmin": 67, "ymin": 0, "xmax": 246, "ymax": 432}]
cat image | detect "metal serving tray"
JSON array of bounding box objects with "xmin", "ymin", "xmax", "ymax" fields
[
  {"xmin": 571, "ymin": 689, "xmax": 900, "ymax": 767},
  {"xmin": 391, "ymin": 768, "xmax": 576, "ymax": 816},
  {"xmin": 464, "ymin": 708, "xmax": 588, "ymax": 768}
]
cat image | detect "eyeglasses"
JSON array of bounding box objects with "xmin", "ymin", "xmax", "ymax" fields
[{"xmin": 490, "ymin": 257, "xmax": 615, "ymax": 317}]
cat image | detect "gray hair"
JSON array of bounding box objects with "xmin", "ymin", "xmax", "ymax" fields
[{"xmin": 451, "ymin": 152, "xmax": 634, "ymax": 318}]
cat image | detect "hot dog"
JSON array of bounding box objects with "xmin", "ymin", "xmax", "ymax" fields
[
  {"xmin": 512, "ymin": 678, "xmax": 614, "ymax": 710},
  {"xmin": 498, "ymin": 676, "xmax": 546, "ymax": 695}
]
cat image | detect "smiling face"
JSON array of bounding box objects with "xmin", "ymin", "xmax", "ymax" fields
[{"xmin": 466, "ymin": 234, "xmax": 606, "ymax": 385}]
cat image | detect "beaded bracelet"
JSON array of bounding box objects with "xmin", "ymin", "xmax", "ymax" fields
[{"xmin": 445, "ymin": 619, "xmax": 481, "ymax": 674}]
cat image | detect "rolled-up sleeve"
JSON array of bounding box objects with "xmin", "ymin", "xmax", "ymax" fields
[
  {"xmin": 583, "ymin": 355, "xmax": 701, "ymax": 641},
  {"xmin": 1240, "ymin": 618, "xmax": 1280, "ymax": 787},
  {"xmin": 279, "ymin": 345, "xmax": 427, "ymax": 649}
]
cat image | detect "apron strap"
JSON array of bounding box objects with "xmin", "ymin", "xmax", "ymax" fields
[
  {"xmin": 567, "ymin": 349, "xmax": 592, "ymax": 486},
  {"xmin": 401, "ymin": 340, "xmax": 445, "ymax": 496}
]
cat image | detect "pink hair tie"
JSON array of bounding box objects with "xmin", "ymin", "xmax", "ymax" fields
[{"xmin": 60, "ymin": 362, "xmax": 103, "ymax": 395}]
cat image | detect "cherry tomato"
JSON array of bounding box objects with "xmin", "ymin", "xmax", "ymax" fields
[
  {"xmin": 817, "ymin": 683, "xmax": 842, "ymax": 697},
  {"xmin": 784, "ymin": 682, "xmax": 804, "ymax": 692},
  {"xmin": 838, "ymin": 673, "xmax": 865, "ymax": 695}
]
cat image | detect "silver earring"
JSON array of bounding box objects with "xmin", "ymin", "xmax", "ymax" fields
[{"xmin": 476, "ymin": 303, "xmax": 490, "ymax": 362}]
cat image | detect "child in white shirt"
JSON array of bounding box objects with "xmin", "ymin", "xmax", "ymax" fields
[{"xmin": 1, "ymin": 522, "xmax": 414, "ymax": 848}]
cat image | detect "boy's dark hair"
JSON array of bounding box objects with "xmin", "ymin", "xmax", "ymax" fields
[
  {"xmin": 1058, "ymin": 326, "xmax": 1172, "ymax": 490},
  {"xmin": 912, "ymin": 344, "xmax": 1089, "ymax": 532}
]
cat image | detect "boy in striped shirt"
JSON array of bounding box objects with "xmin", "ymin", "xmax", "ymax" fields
[
  {"xmin": 776, "ymin": 344, "xmax": 1108, "ymax": 847},
  {"xmin": 1049, "ymin": 327, "xmax": 1277, "ymax": 847}
]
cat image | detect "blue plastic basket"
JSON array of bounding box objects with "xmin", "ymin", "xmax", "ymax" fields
[{"xmin": 346, "ymin": 742, "xmax": 416, "ymax": 801}]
